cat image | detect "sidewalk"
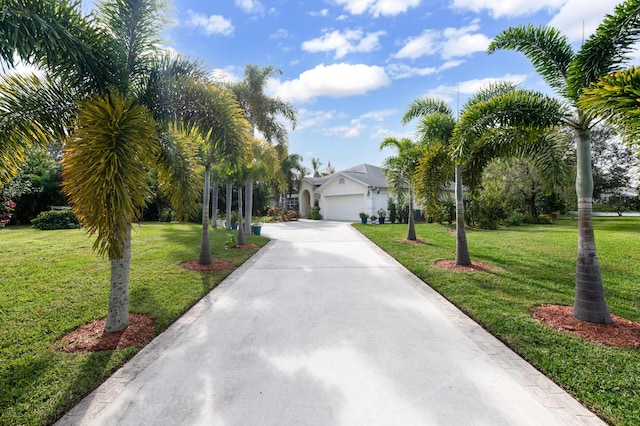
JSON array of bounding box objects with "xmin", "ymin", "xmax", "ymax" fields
[{"xmin": 56, "ymin": 220, "xmax": 604, "ymax": 425}]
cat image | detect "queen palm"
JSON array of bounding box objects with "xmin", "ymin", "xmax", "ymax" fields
[
  {"xmin": 231, "ymin": 64, "xmax": 297, "ymax": 229},
  {"xmin": 487, "ymin": 0, "xmax": 640, "ymax": 323},
  {"xmin": 380, "ymin": 137, "xmax": 424, "ymax": 241}
]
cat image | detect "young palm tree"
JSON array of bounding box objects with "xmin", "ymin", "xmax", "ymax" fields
[
  {"xmin": 404, "ymin": 85, "xmax": 566, "ymax": 265},
  {"xmin": 379, "ymin": 137, "xmax": 424, "ymax": 241},
  {"xmin": 311, "ymin": 157, "xmax": 323, "ymax": 177},
  {"xmin": 487, "ymin": 0, "xmax": 640, "ymax": 323},
  {"xmin": 279, "ymin": 153, "xmax": 306, "ymax": 209},
  {"xmin": 231, "ymin": 64, "xmax": 297, "ymax": 229}
]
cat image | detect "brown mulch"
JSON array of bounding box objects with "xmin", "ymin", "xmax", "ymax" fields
[
  {"xmin": 533, "ymin": 305, "xmax": 640, "ymax": 349},
  {"xmin": 180, "ymin": 259, "xmax": 235, "ymax": 272},
  {"xmin": 54, "ymin": 314, "xmax": 155, "ymax": 353},
  {"xmin": 435, "ymin": 259, "xmax": 492, "ymax": 272},
  {"xmin": 395, "ymin": 238, "xmax": 428, "ymax": 244}
]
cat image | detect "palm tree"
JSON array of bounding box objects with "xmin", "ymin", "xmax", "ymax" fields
[
  {"xmin": 487, "ymin": 0, "xmax": 640, "ymax": 323},
  {"xmin": 231, "ymin": 64, "xmax": 297, "ymax": 229},
  {"xmin": 379, "ymin": 137, "xmax": 424, "ymax": 241},
  {"xmin": 279, "ymin": 153, "xmax": 306, "ymax": 208},
  {"xmin": 311, "ymin": 157, "xmax": 323, "ymax": 177},
  {"xmin": 1, "ymin": 0, "xmax": 246, "ymax": 331}
]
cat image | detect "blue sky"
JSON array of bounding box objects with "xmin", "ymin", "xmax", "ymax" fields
[{"xmin": 68, "ymin": 1, "xmax": 636, "ymax": 172}]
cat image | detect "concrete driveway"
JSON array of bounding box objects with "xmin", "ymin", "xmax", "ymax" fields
[{"xmin": 57, "ymin": 220, "xmax": 604, "ymax": 425}]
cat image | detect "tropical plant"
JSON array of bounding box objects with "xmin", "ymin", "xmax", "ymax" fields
[
  {"xmin": 379, "ymin": 137, "xmax": 424, "ymax": 240},
  {"xmin": 486, "ymin": 0, "xmax": 640, "ymax": 323},
  {"xmin": 0, "ymin": 0, "xmax": 245, "ymax": 332},
  {"xmin": 230, "ymin": 64, "xmax": 297, "ymax": 229},
  {"xmin": 280, "ymin": 152, "xmax": 306, "ymax": 202},
  {"xmin": 311, "ymin": 157, "xmax": 323, "ymax": 177}
]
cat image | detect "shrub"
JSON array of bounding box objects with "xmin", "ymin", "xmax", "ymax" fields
[
  {"xmin": 398, "ymin": 203, "xmax": 409, "ymax": 224},
  {"xmin": 522, "ymin": 215, "xmax": 553, "ymax": 225},
  {"xmin": 388, "ymin": 200, "xmax": 397, "ymax": 224},
  {"xmin": 504, "ymin": 212, "xmax": 525, "ymax": 226},
  {"xmin": 0, "ymin": 196, "xmax": 16, "ymax": 227},
  {"xmin": 31, "ymin": 209, "xmax": 80, "ymax": 230},
  {"xmin": 283, "ymin": 210, "xmax": 299, "ymax": 221},
  {"xmin": 159, "ymin": 208, "xmax": 174, "ymax": 222},
  {"xmin": 310, "ymin": 205, "xmax": 322, "ymax": 220}
]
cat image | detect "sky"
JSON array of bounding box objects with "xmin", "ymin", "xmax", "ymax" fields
[{"xmin": 26, "ymin": 0, "xmax": 632, "ymax": 174}]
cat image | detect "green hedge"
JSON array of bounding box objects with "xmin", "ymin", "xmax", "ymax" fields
[{"xmin": 31, "ymin": 210, "xmax": 81, "ymax": 230}]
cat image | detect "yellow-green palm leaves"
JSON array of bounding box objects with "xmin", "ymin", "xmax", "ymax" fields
[{"xmin": 62, "ymin": 92, "xmax": 158, "ymax": 259}]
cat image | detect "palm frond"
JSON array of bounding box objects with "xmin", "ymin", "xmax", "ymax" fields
[
  {"xmin": 402, "ymin": 97, "xmax": 452, "ymax": 124},
  {"xmin": 488, "ymin": 24, "xmax": 574, "ymax": 95},
  {"xmin": 415, "ymin": 142, "xmax": 454, "ymax": 214},
  {"xmin": 416, "ymin": 113, "xmax": 456, "ymax": 147},
  {"xmin": 0, "ymin": 0, "xmax": 114, "ymax": 91},
  {"xmin": 579, "ymin": 66, "xmax": 640, "ymax": 141},
  {"xmin": 62, "ymin": 92, "xmax": 158, "ymax": 259},
  {"xmin": 567, "ymin": 0, "xmax": 640, "ymax": 100},
  {"xmin": 0, "ymin": 73, "xmax": 77, "ymax": 183},
  {"xmin": 156, "ymin": 125, "xmax": 202, "ymax": 221},
  {"xmin": 453, "ymin": 90, "xmax": 566, "ymax": 159}
]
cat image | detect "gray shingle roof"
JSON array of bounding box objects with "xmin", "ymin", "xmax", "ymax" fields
[{"xmin": 341, "ymin": 164, "xmax": 388, "ymax": 188}]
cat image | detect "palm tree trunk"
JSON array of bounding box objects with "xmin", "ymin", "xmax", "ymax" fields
[
  {"xmin": 225, "ymin": 183, "xmax": 232, "ymax": 230},
  {"xmin": 211, "ymin": 182, "xmax": 219, "ymax": 228},
  {"xmin": 407, "ymin": 186, "xmax": 417, "ymax": 240},
  {"xmin": 237, "ymin": 186, "xmax": 245, "ymax": 245},
  {"xmin": 245, "ymin": 181, "xmax": 253, "ymax": 233},
  {"xmin": 104, "ymin": 225, "xmax": 131, "ymax": 332},
  {"xmin": 455, "ymin": 165, "xmax": 471, "ymax": 266},
  {"xmin": 573, "ymin": 128, "xmax": 611, "ymax": 324},
  {"xmin": 199, "ymin": 166, "xmax": 212, "ymax": 265}
]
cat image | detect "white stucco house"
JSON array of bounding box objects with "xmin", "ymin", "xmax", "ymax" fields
[{"xmin": 298, "ymin": 164, "xmax": 390, "ymax": 221}]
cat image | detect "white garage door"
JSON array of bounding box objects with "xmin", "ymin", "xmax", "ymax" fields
[{"xmin": 324, "ymin": 194, "xmax": 364, "ymax": 221}]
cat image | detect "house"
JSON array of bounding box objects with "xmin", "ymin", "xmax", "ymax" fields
[{"xmin": 298, "ymin": 164, "xmax": 390, "ymax": 221}]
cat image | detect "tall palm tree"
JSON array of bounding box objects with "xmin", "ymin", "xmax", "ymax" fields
[
  {"xmin": 380, "ymin": 137, "xmax": 423, "ymax": 241},
  {"xmin": 487, "ymin": 0, "xmax": 640, "ymax": 323},
  {"xmin": 279, "ymin": 153, "xmax": 306, "ymax": 207},
  {"xmin": 231, "ymin": 64, "xmax": 297, "ymax": 229}
]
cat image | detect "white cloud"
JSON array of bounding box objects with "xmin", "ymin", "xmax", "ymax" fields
[
  {"xmin": 451, "ymin": 0, "xmax": 565, "ymax": 18},
  {"xmin": 296, "ymin": 109, "xmax": 342, "ymax": 130},
  {"xmin": 386, "ymin": 63, "xmax": 437, "ymax": 79},
  {"xmin": 359, "ymin": 109, "xmax": 396, "ymax": 121},
  {"xmin": 210, "ymin": 67, "xmax": 241, "ymax": 84},
  {"xmin": 333, "ymin": 0, "xmax": 421, "ymax": 17},
  {"xmin": 187, "ymin": 11, "xmax": 234, "ymax": 36},
  {"xmin": 547, "ymin": 0, "xmax": 620, "ymax": 43},
  {"xmin": 309, "ymin": 9, "xmax": 330, "ymax": 17},
  {"xmin": 235, "ymin": 0, "xmax": 264, "ymax": 14},
  {"xmin": 324, "ymin": 121, "xmax": 366, "ymax": 138},
  {"xmin": 270, "ymin": 29, "xmax": 289, "ymax": 39},
  {"xmin": 425, "ymin": 73, "xmax": 527, "ymax": 103},
  {"xmin": 268, "ymin": 63, "xmax": 391, "ymax": 103},
  {"xmin": 393, "ymin": 22, "xmax": 490, "ymax": 60},
  {"xmin": 302, "ymin": 29, "xmax": 386, "ymax": 58}
]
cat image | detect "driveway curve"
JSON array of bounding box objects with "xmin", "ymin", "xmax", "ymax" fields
[{"xmin": 57, "ymin": 220, "xmax": 604, "ymax": 425}]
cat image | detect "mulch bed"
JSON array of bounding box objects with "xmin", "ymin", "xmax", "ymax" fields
[
  {"xmin": 532, "ymin": 305, "xmax": 640, "ymax": 349},
  {"xmin": 434, "ymin": 259, "xmax": 492, "ymax": 272},
  {"xmin": 395, "ymin": 238, "xmax": 428, "ymax": 244},
  {"xmin": 54, "ymin": 314, "xmax": 155, "ymax": 353}
]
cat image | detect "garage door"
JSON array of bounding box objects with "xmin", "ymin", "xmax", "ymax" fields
[{"xmin": 324, "ymin": 194, "xmax": 364, "ymax": 221}]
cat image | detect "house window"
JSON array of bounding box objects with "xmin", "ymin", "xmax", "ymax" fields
[
  {"xmin": 285, "ymin": 197, "xmax": 299, "ymax": 210},
  {"xmin": 338, "ymin": 178, "xmax": 345, "ymax": 184}
]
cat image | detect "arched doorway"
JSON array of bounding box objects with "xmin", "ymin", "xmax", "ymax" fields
[{"xmin": 300, "ymin": 189, "xmax": 311, "ymax": 218}]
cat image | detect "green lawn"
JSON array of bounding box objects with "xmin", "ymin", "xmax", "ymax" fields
[
  {"xmin": 0, "ymin": 222, "xmax": 267, "ymax": 426},
  {"xmin": 355, "ymin": 217, "xmax": 640, "ymax": 426}
]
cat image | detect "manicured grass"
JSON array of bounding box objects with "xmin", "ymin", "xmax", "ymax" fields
[
  {"xmin": 355, "ymin": 217, "xmax": 640, "ymax": 426},
  {"xmin": 0, "ymin": 222, "xmax": 267, "ymax": 426}
]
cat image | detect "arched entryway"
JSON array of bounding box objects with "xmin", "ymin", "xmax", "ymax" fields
[{"xmin": 300, "ymin": 189, "xmax": 311, "ymax": 218}]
